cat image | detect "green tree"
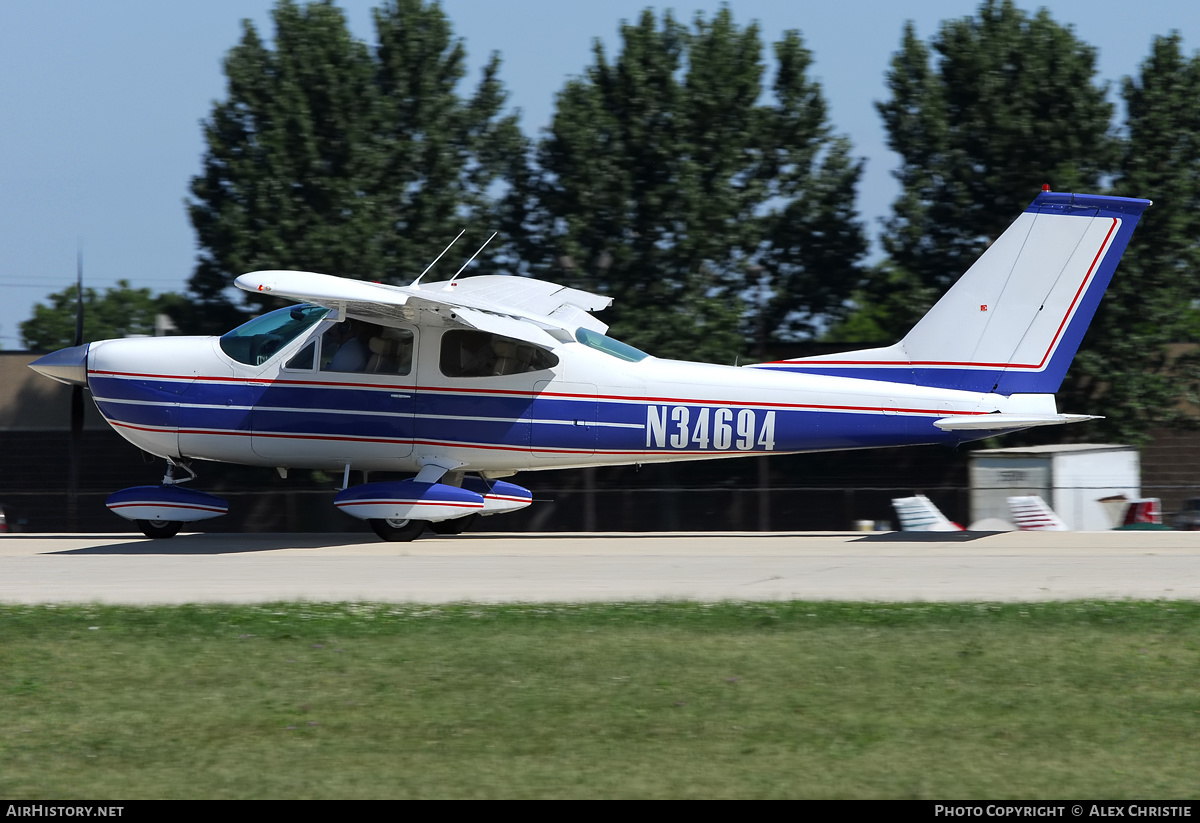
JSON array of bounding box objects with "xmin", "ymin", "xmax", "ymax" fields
[
  {"xmin": 532, "ymin": 8, "xmax": 865, "ymax": 362},
  {"xmin": 187, "ymin": 0, "xmax": 524, "ymax": 333},
  {"xmin": 188, "ymin": 0, "xmax": 376, "ymax": 332},
  {"xmin": 1059, "ymin": 33, "xmax": 1200, "ymax": 442},
  {"xmin": 371, "ymin": 0, "xmax": 527, "ymax": 281},
  {"xmin": 20, "ymin": 281, "xmax": 175, "ymax": 351},
  {"xmin": 861, "ymin": 0, "xmax": 1113, "ymax": 338},
  {"xmin": 754, "ymin": 32, "xmax": 867, "ymax": 352}
]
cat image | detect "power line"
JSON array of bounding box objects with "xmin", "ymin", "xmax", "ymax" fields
[{"xmin": 0, "ymin": 280, "xmax": 186, "ymax": 288}]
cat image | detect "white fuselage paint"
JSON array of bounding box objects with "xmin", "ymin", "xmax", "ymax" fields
[{"xmin": 85, "ymin": 322, "xmax": 1054, "ymax": 476}]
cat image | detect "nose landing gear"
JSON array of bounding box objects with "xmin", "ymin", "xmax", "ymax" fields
[{"xmin": 105, "ymin": 459, "xmax": 228, "ymax": 539}]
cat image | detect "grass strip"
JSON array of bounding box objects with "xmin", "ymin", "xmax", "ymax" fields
[{"xmin": 2, "ymin": 601, "xmax": 1199, "ymax": 799}]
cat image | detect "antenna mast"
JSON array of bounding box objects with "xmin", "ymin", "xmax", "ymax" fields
[
  {"xmin": 410, "ymin": 229, "xmax": 465, "ymax": 286},
  {"xmin": 447, "ymin": 232, "xmax": 498, "ymax": 285}
]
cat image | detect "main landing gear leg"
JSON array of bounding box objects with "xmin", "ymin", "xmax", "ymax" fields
[{"xmin": 162, "ymin": 458, "xmax": 196, "ymax": 486}]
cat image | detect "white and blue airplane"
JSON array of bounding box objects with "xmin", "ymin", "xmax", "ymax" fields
[{"xmin": 29, "ymin": 190, "xmax": 1150, "ymax": 540}]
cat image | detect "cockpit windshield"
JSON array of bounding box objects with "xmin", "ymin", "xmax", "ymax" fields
[
  {"xmin": 575, "ymin": 327, "xmax": 649, "ymax": 362},
  {"xmin": 219, "ymin": 304, "xmax": 330, "ymax": 365}
]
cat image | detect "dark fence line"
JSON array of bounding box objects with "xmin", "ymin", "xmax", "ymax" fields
[
  {"xmin": 3, "ymin": 429, "xmax": 1196, "ymax": 533},
  {"xmin": 1, "ymin": 486, "xmax": 972, "ymax": 533},
  {"xmin": 10, "ymin": 484, "xmax": 1189, "ymax": 534}
]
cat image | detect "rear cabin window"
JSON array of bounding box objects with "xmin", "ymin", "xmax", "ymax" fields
[
  {"xmin": 574, "ymin": 327, "xmax": 649, "ymax": 362},
  {"xmin": 219, "ymin": 304, "xmax": 329, "ymax": 366},
  {"xmin": 440, "ymin": 330, "xmax": 558, "ymax": 377}
]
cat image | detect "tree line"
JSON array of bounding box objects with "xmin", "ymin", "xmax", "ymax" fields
[{"xmin": 22, "ymin": 0, "xmax": 1200, "ymax": 442}]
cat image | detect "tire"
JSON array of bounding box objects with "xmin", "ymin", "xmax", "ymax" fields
[
  {"xmin": 138, "ymin": 519, "xmax": 182, "ymax": 539},
  {"xmin": 428, "ymin": 514, "xmax": 479, "ymax": 535},
  {"xmin": 369, "ymin": 518, "xmax": 427, "ymax": 542}
]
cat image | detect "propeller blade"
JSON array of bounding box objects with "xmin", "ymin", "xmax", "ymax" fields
[
  {"xmin": 74, "ymin": 249, "xmax": 84, "ymax": 347},
  {"xmin": 68, "ymin": 246, "xmax": 85, "ymax": 531},
  {"xmin": 71, "ymin": 385, "xmax": 85, "ymax": 441},
  {"xmin": 68, "ymin": 381, "xmax": 83, "ymax": 532}
]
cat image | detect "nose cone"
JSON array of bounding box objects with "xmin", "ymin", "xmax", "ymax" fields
[{"xmin": 28, "ymin": 343, "xmax": 90, "ymax": 387}]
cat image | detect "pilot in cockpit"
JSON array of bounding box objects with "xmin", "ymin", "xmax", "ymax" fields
[{"xmin": 322, "ymin": 320, "xmax": 370, "ymax": 372}]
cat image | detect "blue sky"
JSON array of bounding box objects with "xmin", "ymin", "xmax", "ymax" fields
[{"xmin": 2, "ymin": 0, "xmax": 1198, "ymax": 348}]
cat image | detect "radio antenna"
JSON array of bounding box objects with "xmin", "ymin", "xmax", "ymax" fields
[
  {"xmin": 411, "ymin": 229, "xmax": 465, "ymax": 286},
  {"xmin": 447, "ymin": 231, "xmax": 498, "ymax": 285}
]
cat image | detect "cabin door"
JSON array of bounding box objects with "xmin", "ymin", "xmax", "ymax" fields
[{"xmin": 252, "ymin": 323, "xmax": 417, "ymax": 464}]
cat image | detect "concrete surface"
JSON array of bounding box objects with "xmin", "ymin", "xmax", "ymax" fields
[{"xmin": 2, "ymin": 530, "xmax": 1198, "ymax": 604}]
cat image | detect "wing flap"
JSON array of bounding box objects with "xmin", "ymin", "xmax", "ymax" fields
[
  {"xmin": 437, "ymin": 305, "xmax": 560, "ymax": 347},
  {"xmin": 423, "ymin": 275, "xmax": 611, "ymax": 313}
]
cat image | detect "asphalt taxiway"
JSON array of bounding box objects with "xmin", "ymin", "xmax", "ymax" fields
[{"xmin": 1, "ymin": 530, "xmax": 1198, "ymax": 603}]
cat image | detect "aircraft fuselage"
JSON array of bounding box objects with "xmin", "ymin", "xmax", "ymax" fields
[{"xmin": 84, "ymin": 321, "xmax": 1048, "ymax": 476}]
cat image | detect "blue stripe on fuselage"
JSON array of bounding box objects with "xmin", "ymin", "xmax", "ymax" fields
[{"xmin": 90, "ymin": 375, "xmax": 998, "ymax": 456}]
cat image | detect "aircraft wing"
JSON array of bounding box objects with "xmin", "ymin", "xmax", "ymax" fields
[{"xmin": 234, "ymin": 270, "xmax": 612, "ymax": 347}]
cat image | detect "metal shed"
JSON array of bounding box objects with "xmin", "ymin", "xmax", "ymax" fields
[{"xmin": 969, "ymin": 444, "xmax": 1140, "ymax": 530}]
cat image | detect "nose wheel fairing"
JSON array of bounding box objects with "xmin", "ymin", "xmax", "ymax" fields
[{"xmin": 105, "ymin": 485, "xmax": 229, "ymax": 524}]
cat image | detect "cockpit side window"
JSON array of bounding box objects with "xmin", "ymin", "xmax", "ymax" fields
[
  {"xmin": 285, "ymin": 341, "xmax": 316, "ymax": 371},
  {"xmin": 320, "ymin": 320, "xmax": 414, "ymax": 375},
  {"xmin": 219, "ymin": 304, "xmax": 330, "ymax": 366},
  {"xmin": 440, "ymin": 329, "xmax": 558, "ymax": 377}
]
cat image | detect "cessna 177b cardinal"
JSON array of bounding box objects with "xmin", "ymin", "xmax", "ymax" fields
[{"xmin": 28, "ymin": 190, "xmax": 1151, "ymax": 540}]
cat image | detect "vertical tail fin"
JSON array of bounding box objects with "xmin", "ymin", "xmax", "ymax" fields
[
  {"xmin": 1007, "ymin": 495, "xmax": 1068, "ymax": 531},
  {"xmin": 1121, "ymin": 498, "xmax": 1163, "ymax": 528},
  {"xmin": 892, "ymin": 494, "xmax": 964, "ymax": 531},
  {"xmin": 755, "ymin": 191, "xmax": 1152, "ymax": 394}
]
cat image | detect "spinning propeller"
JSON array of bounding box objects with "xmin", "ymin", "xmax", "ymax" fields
[
  {"xmin": 25, "ymin": 252, "xmax": 90, "ymax": 529},
  {"xmin": 67, "ymin": 251, "xmax": 84, "ymax": 529}
]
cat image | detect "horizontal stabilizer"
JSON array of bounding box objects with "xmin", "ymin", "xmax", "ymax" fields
[{"xmin": 933, "ymin": 413, "xmax": 1100, "ymax": 431}]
